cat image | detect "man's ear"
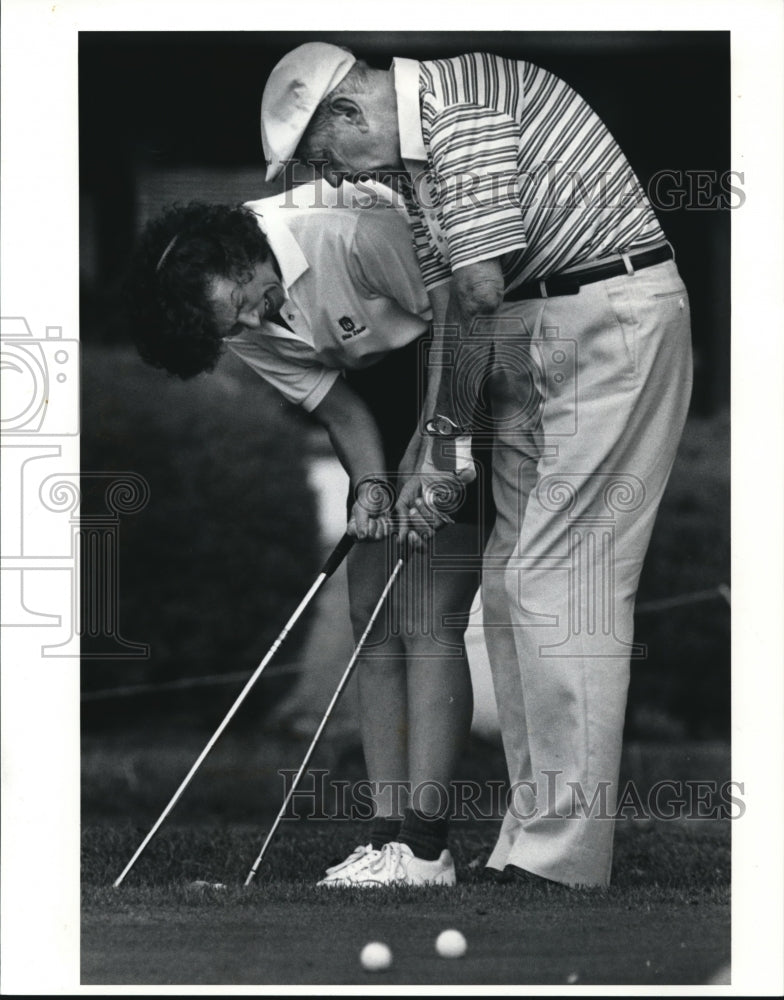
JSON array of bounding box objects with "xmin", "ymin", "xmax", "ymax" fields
[{"xmin": 328, "ymin": 95, "xmax": 367, "ymax": 130}]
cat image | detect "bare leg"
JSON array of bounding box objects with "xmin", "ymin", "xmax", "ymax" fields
[
  {"xmin": 347, "ymin": 540, "xmax": 409, "ymax": 819},
  {"xmin": 404, "ymin": 524, "xmax": 481, "ymax": 816},
  {"xmin": 349, "ymin": 526, "xmax": 484, "ymax": 820}
]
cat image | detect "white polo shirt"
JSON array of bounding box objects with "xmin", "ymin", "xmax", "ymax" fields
[{"xmin": 225, "ymin": 181, "xmax": 432, "ymax": 412}]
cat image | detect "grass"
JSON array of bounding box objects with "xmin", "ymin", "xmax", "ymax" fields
[
  {"xmin": 84, "ymin": 815, "xmax": 730, "ymax": 905},
  {"xmin": 80, "ymin": 648, "xmax": 732, "ymax": 988},
  {"xmin": 81, "ymin": 817, "xmax": 730, "ymax": 986},
  {"xmin": 80, "ymin": 734, "xmax": 731, "ymax": 985}
]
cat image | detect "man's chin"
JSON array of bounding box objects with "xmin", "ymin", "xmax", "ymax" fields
[{"xmin": 338, "ymin": 166, "xmax": 409, "ymax": 187}]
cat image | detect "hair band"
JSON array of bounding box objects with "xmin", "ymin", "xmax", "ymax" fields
[{"xmin": 156, "ymin": 234, "xmax": 180, "ymax": 273}]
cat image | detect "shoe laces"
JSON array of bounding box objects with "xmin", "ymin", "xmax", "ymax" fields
[
  {"xmin": 369, "ymin": 841, "xmax": 410, "ymax": 880},
  {"xmin": 324, "ymin": 843, "xmax": 377, "ymax": 875}
]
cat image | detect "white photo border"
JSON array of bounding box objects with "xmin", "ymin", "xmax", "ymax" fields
[{"xmin": 1, "ymin": 0, "xmax": 782, "ymax": 995}]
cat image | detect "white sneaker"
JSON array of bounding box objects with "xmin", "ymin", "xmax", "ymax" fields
[
  {"xmin": 324, "ymin": 841, "xmax": 456, "ymax": 888},
  {"xmin": 316, "ymin": 843, "xmax": 381, "ymax": 886}
]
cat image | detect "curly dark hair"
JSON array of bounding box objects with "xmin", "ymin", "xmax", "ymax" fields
[{"xmin": 126, "ymin": 202, "xmax": 272, "ymax": 378}]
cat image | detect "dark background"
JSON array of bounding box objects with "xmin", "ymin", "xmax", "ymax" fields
[{"xmin": 80, "ymin": 30, "xmax": 730, "ymax": 414}]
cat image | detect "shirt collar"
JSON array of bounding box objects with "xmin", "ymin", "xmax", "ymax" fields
[
  {"xmin": 392, "ymin": 57, "xmax": 426, "ymax": 168},
  {"xmin": 243, "ymin": 197, "xmax": 310, "ymax": 290},
  {"xmin": 230, "ymin": 196, "xmax": 312, "ymax": 346}
]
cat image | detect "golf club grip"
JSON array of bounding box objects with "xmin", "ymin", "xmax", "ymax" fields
[{"xmin": 320, "ymin": 533, "xmax": 355, "ymax": 577}]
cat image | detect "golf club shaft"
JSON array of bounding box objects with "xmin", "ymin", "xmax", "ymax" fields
[
  {"xmin": 244, "ymin": 550, "xmax": 405, "ymax": 885},
  {"xmin": 113, "ymin": 533, "xmax": 355, "ymax": 888}
]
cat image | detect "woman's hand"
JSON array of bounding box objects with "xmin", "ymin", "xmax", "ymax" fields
[{"xmin": 347, "ymin": 476, "xmax": 395, "ymax": 540}]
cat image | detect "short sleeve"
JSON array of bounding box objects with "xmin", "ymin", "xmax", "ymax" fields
[
  {"xmin": 225, "ymin": 334, "xmax": 340, "ymax": 412},
  {"xmin": 347, "ymin": 209, "xmax": 434, "ymax": 317},
  {"xmin": 401, "ymin": 196, "xmax": 454, "ymax": 291},
  {"xmin": 424, "ymin": 102, "xmax": 528, "ymax": 272}
]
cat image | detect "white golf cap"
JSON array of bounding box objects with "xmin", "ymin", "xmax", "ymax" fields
[{"xmin": 261, "ymin": 42, "xmax": 356, "ymax": 182}]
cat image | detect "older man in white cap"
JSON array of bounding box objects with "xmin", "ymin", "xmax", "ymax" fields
[
  {"xmin": 262, "ymin": 44, "xmax": 398, "ymax": 184},
  {"xmin": 260, "ymin": 42, "xmax": 693, "ymax": 890}
]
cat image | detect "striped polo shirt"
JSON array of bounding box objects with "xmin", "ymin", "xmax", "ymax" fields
[{"xmin": 393, "ymin": 53, "xmax": 665, "ymax": 291}]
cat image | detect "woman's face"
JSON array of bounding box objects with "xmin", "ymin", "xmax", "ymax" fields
[{"xmin": 208, "ymin": 258, "xmax": 286, "ymax": 337}]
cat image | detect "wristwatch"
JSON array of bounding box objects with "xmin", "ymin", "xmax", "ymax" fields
[{"xmin": 424, "ymin": 414, "xmax": 469, "ymax": 438}]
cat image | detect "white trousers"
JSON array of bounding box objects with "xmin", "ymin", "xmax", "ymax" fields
[{"xmin": 481, "ymin": 259, "xmax": 693, "ymax": 886}]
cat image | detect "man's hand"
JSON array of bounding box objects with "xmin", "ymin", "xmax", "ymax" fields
[
  {"xmin": 427, "ymin": 259, "xmax": 504, "ymax": 446},
  {"xmin": 348, "ymin": 476, "xmax": 395, "ymax": 541},
  {"xmin": 395, "ymin": 472, "xmax": 461, "ymax": 548},
  {"xmin": 394, "ymin": 432, "xmax": 475, "ymax": 547},
  {"xmin": 391, "ymin": 260, "xmax": 504, "ymax": 548}
]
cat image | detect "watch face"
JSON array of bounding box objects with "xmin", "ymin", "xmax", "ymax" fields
[{"xmin": 427, "ymin": 415, "xmax": 459, "ymax": 436}]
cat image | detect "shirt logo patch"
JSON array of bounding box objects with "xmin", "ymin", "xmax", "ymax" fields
[{"xmin": 338, "ymin": 315, "xmax": 368, "ymax": 341}]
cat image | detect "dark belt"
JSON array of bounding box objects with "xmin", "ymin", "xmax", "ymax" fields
[{"xmin": 504, "ymin": 243, "xmax": 674, "ymax": 301}]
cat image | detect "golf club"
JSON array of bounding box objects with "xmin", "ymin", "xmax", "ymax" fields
[
  {"xmin": 244, "ymin": 543, "xmax": 406, "ymax": 885},
  {"xmin": 113, "ymin": 532, "xmax": 355, "ymax": 888}
]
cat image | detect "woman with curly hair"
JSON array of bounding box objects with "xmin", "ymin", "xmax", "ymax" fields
[
  {"xmin": 129, "ymin": 201, "xmax": 276, "ymax": 380},
  {"xmin": 126, "ymin": 183, "xmax": 494, "ymax": 887}
]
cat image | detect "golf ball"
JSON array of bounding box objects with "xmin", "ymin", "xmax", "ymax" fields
[
  {"xmin": 360, "ymin": 941, "xmax": 392, "ymax": 972},
  {"xmin": 436, "ymin": 928, "xmax": 467, "ymax": 958}
]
